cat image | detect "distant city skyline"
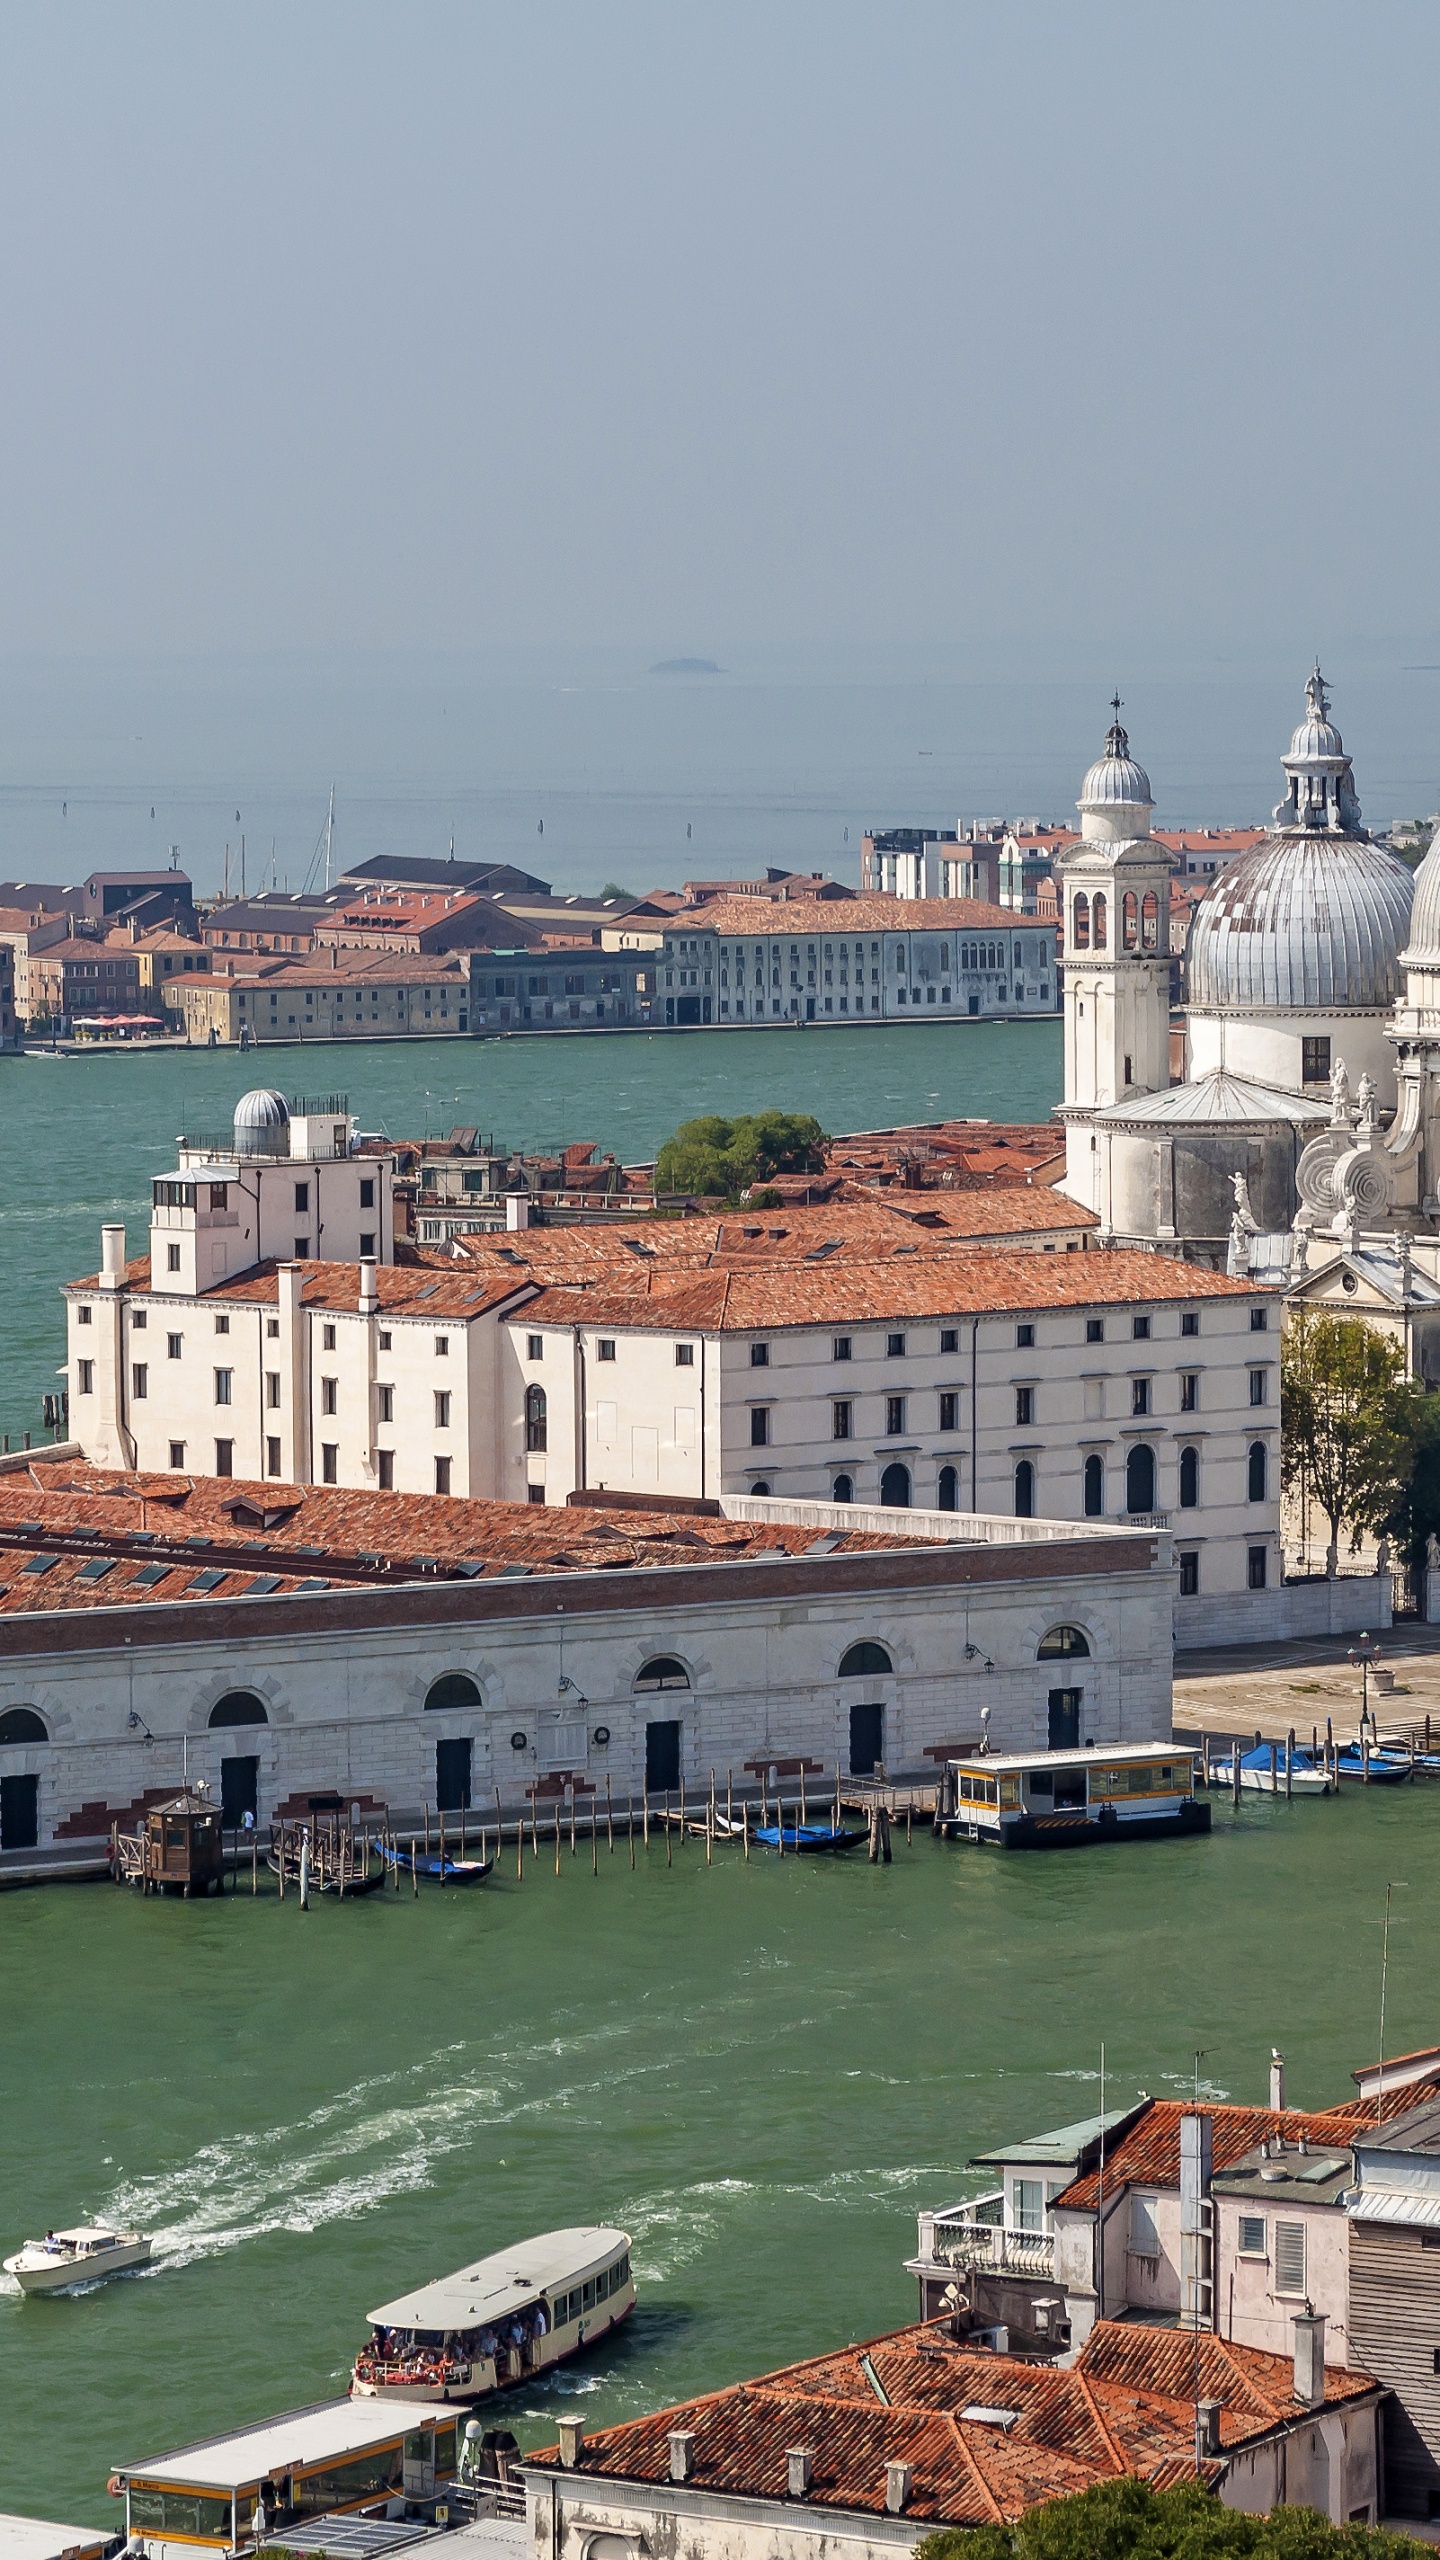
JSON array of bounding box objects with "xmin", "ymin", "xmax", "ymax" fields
[{"xmin": 0, "ymin": 1, "xmax": 1437, "ymax": 659}]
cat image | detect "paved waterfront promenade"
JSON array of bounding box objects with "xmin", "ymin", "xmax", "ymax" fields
[{"xmin": 1176, "ymin": 1622, "xmax": 1440, "ymax": 1747}]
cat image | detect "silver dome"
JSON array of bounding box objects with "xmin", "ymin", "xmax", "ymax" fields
[
  {"xmin": 233, "ymin": 1087, "xmax": 291, "ymax": 1159},
  {"xmin": 1401, "ymin": 825, "xmax": 1440, "ymax": 970},
  {"xmin": 1289, "ymin": 714, "xmax": 1345, "ymax": 763},
  {"xmin": 1078, "ymin": 706, "xmax": 1152, "ymax": 814},
  {"xmin": 1186, "ymin": 833, "xmax": 1414, "ymax": 1012}
]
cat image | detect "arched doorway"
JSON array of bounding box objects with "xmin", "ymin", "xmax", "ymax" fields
[
  {"xmin": 880, "ymin": 1462, "xmax": 911, "ymax": 1507},
  {"xmin": 1126, "ymin": 1443, "xmax": 1156, "ymax": 1514}
]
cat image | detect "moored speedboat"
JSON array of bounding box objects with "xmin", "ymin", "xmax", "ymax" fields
[
  {"xmin": 352, "ymin": 2225, "xmax": 633, "ymax": 2403},
  {"xmin": 1209, "ymin": 1746, "xmax": 1333, "ymax": 1796},
  {"xmin": 4, "ymin": 2223, "xmax": 153, "ymax": 2295}
]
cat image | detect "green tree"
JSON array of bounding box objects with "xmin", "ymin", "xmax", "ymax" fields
[
  {"xmin": 653, "ymin": 1110, "xmax": 827, "ymax": 1200},
  {"xmin": 1382, "ymin": 1382, "xmax": 1440, "ymax": 1567},
  {"xmin": 597, "ymin": 883, "xmax": 635, "ymax": 904},
  {"xmin": 918, "ymin": 2476, "xmax": 1416, "ymax": 2560},
  {"xmin": 1280, "ymin": 1309, "xmax": 1419, "ymax": 1567}
]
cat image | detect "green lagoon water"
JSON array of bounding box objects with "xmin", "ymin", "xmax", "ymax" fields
[
  {"xmin": 0, "ymin": 1018, "xmax": 1061, "ymax": 1445},
  {"xmin": 2, "ymin": 1787, "xmax": 1437, "ymax": 2524}
]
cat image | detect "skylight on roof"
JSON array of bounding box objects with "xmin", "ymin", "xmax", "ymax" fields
[
  {"xmin": 20, "ymin": 1553, "xmax": 59, "ymax": 1574},
  {"xmin": 243, "ymin": 1574, "xmax": 282, "ymax": 1595},
  {"xmin": 187, "ymin": 1569, "xmax": 227, "ymax": 1594},
  {"xmin": 77, "ymin": 1556, "xmax": 117, "ymax": 1581},
  {"xmin": 130, "ymin": 1563, "xmax": 170, "ymax": 1586}
]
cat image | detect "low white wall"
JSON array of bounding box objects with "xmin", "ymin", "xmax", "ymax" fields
[{"xmin": 1174, "ymin": 1572, "xmax": 1390, "ymax": 1651}]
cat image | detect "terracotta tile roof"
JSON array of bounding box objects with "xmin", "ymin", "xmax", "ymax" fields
[
  {"xmin": 523, "ymin": 2320, "xmax": 1375, "ymax": 2524},
  {"xmin": 65, "ymin": 1258, "xmax": 529, "ymax": 1319},
  {"xmin": 1057, "ymin": 2090, "xmax": 1440, "ymax": 2212},
  {"xmin": 0, "ymin": 1466, "xmax": 943, "ymax": 1617},
  {"xmin": 673, "ymin": 895, "xmax": 1050, "ymax": 938},
  {"xmin": 513, "ymin": 1248, "xmax": 1260, "ymax": 1335}
]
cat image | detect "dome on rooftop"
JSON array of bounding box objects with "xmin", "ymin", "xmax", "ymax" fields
[
  {"xmin": 1187, "ymin": 835, "xmax": 1413, "ymax": 1014},
  {"xmin": 1401, "ymin": 825, "xmax": 1440, "ymax": 973},
  {"xmin": 1079, "ymin": 705, "xmax": 1152, "ymax": 818},
  {"xmin": 233, "ymin": 1088, "xmax": 290, "ymax": 1158}
]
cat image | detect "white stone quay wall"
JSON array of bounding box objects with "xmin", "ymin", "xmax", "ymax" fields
[{"xmin": 1174, "ymin": 1571, "xmax": 1390, "ymax": 1652}]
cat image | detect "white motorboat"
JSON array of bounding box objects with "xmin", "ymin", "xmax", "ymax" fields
[
  {"xmin": 352, "ymin": 2224, "xmax": 633, "ymax": 2402},
  {"xmin": 3, "ymin": 2223, "xmax": 153, "ymax": 2295}
]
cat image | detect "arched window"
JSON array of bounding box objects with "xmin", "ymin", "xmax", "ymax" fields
[
  {"xmin": 636, "ymin": 1657, "xmax": 690, "ymax": 1691},
  {"xmin": 1122, "ymin": 891, "xmax": 1138, "ymax": 951},
  {"xmin": 208, "ymin": 1691, "xmax": 268, "ymax": 1729},
  {"xmin": 750, "ymin": 1479, "xmax": 771, "ymax": 1496},
  {"xmin": 1092, "ymin": 892, "xmax": 1108, "ymax": 950},
  {"xmin": 1141, "ymin": 890, "xmax": 1159, "ymax": 952},
  {"xmin": 1179, "ymin": 1446, "xmax": 1199, "ymax": 1509},
  {"xmin": 880, "ymin": 1461, "xmax": 911, "ymax": 1507},
  {"xmin": 425, "ymin": 1673, "xmax": 481, "ymax": 1713},
  {"xmin": 1248, "ymin": 1441, "xmax": 1268, "ymax": 1503},
  {"xmin": 1083, "ymin": 1453, "xmax": 1104, "ymax": 1517},
  {"xmin": 1014, "ymin": 1458, "xmax": 1035, "ymax": 1518},
  {"xmin": 1037, "ymin": 1625, "xmax": 1091, "ymax": 1660},
  {"xmin": 0, "ymin": 1706, "xmax": 47, "ymax": 1744},
  {"xmin": 840, "ymin": 1641, "xmax": 893, "ymax": 1677},
  {"xmin": 1072, "ymin": 893, "xmax": 1090, "ymax": 952},
  {"xmin": 1126, "ymin": 1443, "xmax": 1156, "ymax": 1514},
  {"xmin": 937, "ymin": 1464, "xmax": 959, "ymax": 1512},
  {"xmin": 525, "ymin": 1384, "xmax": 547, "ymax": 1452},
  {"xmin": 832, "ymin": 1472, "xmax": 854, "ymax": 1504}
]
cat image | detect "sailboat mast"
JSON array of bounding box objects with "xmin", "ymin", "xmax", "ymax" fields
[{"xmin": 324, "ymin": 785, "xmax": 335, "ymax": 891}]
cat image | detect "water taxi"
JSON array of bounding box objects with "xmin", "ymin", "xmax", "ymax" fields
[
  {"xmin": 4, "ymin": 2224, "xmax": 153, "ymax": 2295},
  {"xmin": 351, "ymin": 2225, "xmax": 633, "ymax": 2403},
  {"xmin": 940, "ymin": 1743, "xmax": 1208, "ymax": 1849},
  {"xmin": 109, "ymin": 2397, "xmax": 455, "ymax": 2560}
]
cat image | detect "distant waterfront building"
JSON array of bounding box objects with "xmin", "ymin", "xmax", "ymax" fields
[
  {"xmin": 862, "ymin": 826, "xmax": 1002, "ymax": 903},
  {"xmin": 662, "ymin": 895, "xmax": 1058, "ymax": 1026}
]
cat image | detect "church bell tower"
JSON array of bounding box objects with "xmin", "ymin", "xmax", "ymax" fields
[{"xmin": 1058, "ymin": 702, "xmax": 1173, "ymax": 1114}]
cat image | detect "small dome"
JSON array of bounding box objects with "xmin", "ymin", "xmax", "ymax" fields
[
  {"xmin": 1078, "ymin": 706, "xmax": 1152, "ymax": 816},
  {"xmin": 1401, "ymin": 825, "xmax": 1440, "ymax": 971},
  {"xmin": 1187, "ymin": 834, "xmax": 1414, "ymax": 1013},
  {"xmin": 233, "ymin": 1088, "xmax": 290, "ymax": 1158},
  {"xmin": 1289, "ymin": 714, "xmax": 1345, "ymax": 763}
]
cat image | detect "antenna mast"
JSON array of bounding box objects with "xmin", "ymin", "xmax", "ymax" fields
[{"xmin": 324, "ymin": 785, "xmax": 335, "ymax": 891}]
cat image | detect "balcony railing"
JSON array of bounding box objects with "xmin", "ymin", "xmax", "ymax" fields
[{"xmin": 919, "ymin": 2210, "xmax": 1055, "ymax": 2280}]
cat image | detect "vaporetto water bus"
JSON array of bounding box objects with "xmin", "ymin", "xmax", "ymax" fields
[
  {"xmin": 351, "ymin": 2225, "xmax": 634, "ymax": 2403},
  {"xmin": 939, "ymin": 1742, "xmax": 1208, "ymax": 1849}
]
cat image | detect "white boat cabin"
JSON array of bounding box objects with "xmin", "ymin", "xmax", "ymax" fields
[
  {"xmin": 110, "ymin": 2396, "xmax": 457, "ymax": 2560},
  {"xmin": 944, "ymin": 1742, "xmax": 1205, "ymax": 1849},
  {"xmin": 354, "ymin": 2226, "xmax": 633, "ymax": 2402}
]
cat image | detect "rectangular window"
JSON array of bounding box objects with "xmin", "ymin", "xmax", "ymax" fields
[
  {"xmin": 1016, "ymin": 1322, "xmax": 1035, "ymax": 1349},
  {"xmin": 1132, "ymin": 1377, "xmax": 1150, "ymax": 1415},
  {"xmin": 319, "ymin": 1376, "xmax": 336, "ymax": 1415},
  {"xmin": 1238, "ymin": 2215, "xmax": 1266, "ymax": 2255},
  {"xmin": 527, "ymin": 1335, "xmax": 544, "ymax": 1360},
  {"xmin": 294, "ymin": 1237, "xmax": 309, "ymax": 1260},
  {"xmin": 832, "ymin": 1400, "xmax": 852, "ymax": 1439},
  {"xmin": 1130, "ymin": 2194, "xmax": 1160, "ymax": 2259},
  {"xmin": 434, "ymin": 1334, "xmax": 449, "ymax": 1356},
  {"xmin": 214, "ymin": 1313, "xmax": 230, "ymax": 1336},
  {"xmin": 1015, "ymin": 1385, "xmax": 1033, "ymax": 1426},
  {"xmin": 1180, "ymin": 1373, "xmax": 1198, "ymax": 1410},
  {"xmin": 378, "ymin": 1384, "xmax": 393, "ymax": 1422},
  {"xmin": 435, "ymin": 1391, "xmax": 451, "ymax": 1428},
  {"xmin": 528, "ymin": 1482, "xmax": 545, "ymax": 1503},
  {"xmin": 675, "ymin": 1343, "xmax": 695, "ymax": 1366},
  {"xmin": 1179, "ymin": 1552, "xmax": 1199, "ymax": 1596},
  {"xmin": 294, "ymin": 1181, "xmax": 309, "ymax": 1211},
  {"xmin": 750, "ymin": 1408, "xmax": 770, "ymax": 1447},
  {"xmin": 214, "ymin": 1368, "xmax": 233, "ymax": 1405},
  {"xmin": 131, "ymin": 1362, "xmax": 147, "ymax": 1398},
  {"xmin": 1086, "ymin": 1317, "xmax": 1104, "ymax": 1342},
  {"xmin": 215, "ymin": 1439, "xmax": 234, "ymax": 1477},
  {"xmin": 169, "ymin": 1441, "xmax": 185, "ymax": 1468},
  {"xmin": 1248, "ymin": 1545, "xmax": 1269, "ymax": 1590},
  {"xmin": 377, "ymin": 1449, "xmax": 393, "ymax": 1489},
  {"xmin": 597, "ymin": 1337, "xmax": 616, "ymax": 1361},
  {"xmin": 76, "ymin": 1358, "xmax": 94, "ymax": 1394},
  {"xmin": 939, "ymin": 1392, "xmax": 958, "ymax": 1431},
  {"xmin": 1251, "ymin": 1307, "xmax": 1268, "ymax": 1332},
  {"xmin": 322, "ymin": 1323, "xmax": 336, "ymax": 1350},
  {"xmin": 1013, "ymin": 2179, "xmax": 1045, "ymax": 2233},
  {"xmin": 833, "ymin": 1336, "xmax": 852, "ymax": 1360},
  {"xmin": 130, "ymin": 1309, "xmax": 144, "ymax": 1329},
  {"xmin": 887, "ymin": 1332, "xmax": 906, "ymax": 1357},
  {"xmin": 378, "ymin": 1330, "xmax": 391, "ymax": 1350},
  {"xmin": 1250, "ymin": 1370, "xmax": 1267, "ymax": 1405},
  {"xmin": 359, "ymin": 1232, "xmax": 375, "ymax": 1257},
  {"xmin": 1302, "ymin": 1034, "xmax": 1331, "ymax": 1085},
  {"xmin": 267, "ymin": 1318, "xmax": 279, "ymax": 1339},
  {"xmin": 750, "ymin": 1341, "xmax": 769, "ymax": 1367},
  {"xmin": 321, "ymin": 1443, "xmax": 338, "ymax": 1483},
  {"xmin": 167, "ymin": 1242, "xmax": 182, "ymax": 1272},
  {"xmin": 77, "ymin": 1304, "xmax": 92, "ymax": 1325},
  {"xmin": 1181, "ymin": 1310, "xmax": 1200, "ymax": 1337},
  {"xmin": 359, "ymin": 1177, "xmax": 375, "ymax": 1208},
  {"xmin": 266, "ymin": 1436, "xmax": 281, "ymax": 1477},
  {"xmin": 1132, "ymin": 1314, "xmax": 1151, "ymax": 1340},
  {"xmin": 1274, "ymin": 2220, "xmax": 1306, "ymax": 2294},
  {"xmin": 941, "ymin": 1328, "xmax": 959, "ymax": 1353},
  {"xmin": 266, "ymin": 1372, "xmax": 280, "ymax": 1408},
  {"xmin": 886, "ymin": 1394, "xmax": 906, "ymax": 1436},
  {"xmin": 435, "ymin": 1455, "xmax": 452, "ymax": 1494}
]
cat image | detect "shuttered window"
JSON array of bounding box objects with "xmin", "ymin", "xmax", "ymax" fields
[
  {"xmin": 1130, "ymin": 2194, "xmax": 1160, "ymax": 2258},
  {"xmin": 1274, "ymin": 2220, "xmax": 1306, "ymax": 2295},
  {"xmin": 1238, "ymin": 2215, "xmax": 1266, "ymax": 2255}
]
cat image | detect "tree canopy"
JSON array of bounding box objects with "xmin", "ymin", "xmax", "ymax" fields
[
  {"xmin": 918, "ymin": 2476, "xmax": 1415, "ymax": 2560},
  {"xmin": 654, "ymin": 1110, "xmax": 828, "ymax": 1200},
  {"xmin": 1280, "ymin": 1309, "xmax": 1420, "ymax": 1565}
]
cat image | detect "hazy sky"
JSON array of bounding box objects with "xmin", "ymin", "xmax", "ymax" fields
[{"xmin": 2, "ymin": 1, "xmax": 1437, "ymax": 659}]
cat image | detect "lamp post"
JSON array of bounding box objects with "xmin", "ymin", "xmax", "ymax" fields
[{"xmin": 1348, "ymin": 1631, "xmax": 1382, "ymax": 1735}]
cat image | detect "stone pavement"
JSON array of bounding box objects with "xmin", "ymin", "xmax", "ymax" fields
[{"xmin": 1174, "ymin": 1620, "xmax": 1440, "ymax": 1747}]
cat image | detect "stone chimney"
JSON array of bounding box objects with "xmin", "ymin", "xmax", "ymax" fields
[
  {"xmin": 785, "ymin": 2449, "xmax": 814, "ymax": 2499},
  {"xmin": 99, "ymin": 1224, "xmax": 126, "ymax": 1292},
  {"xmin": 1195, "ymin": 2401, "xmax": 1222, "ymax": 2460},
  {"xmin": 556, "ymin": 2417, "xmax": 584, "ymax": 2468},
  {"xmin": 507, "ymin": 1194, "xmax": 532, "ymax": 1231},
  {"xmin": 885, "ymin": 2462, "xmax": 913, "ymax": 2514},
  {"xmin": 1293, "ymin": 2305, "xmax": 1326, "ymax": 2409},
  {"xmin": 358, "ymin": 1259, "xmax": 378, "ymax": 1315},
  {"xmin": 667, "ymin": 2430, "xmax": 695, "ymax": 2483},
  {"xmin": 1270, "ymin": 2050, "xmax": 1286, "ymax": 2111}
]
